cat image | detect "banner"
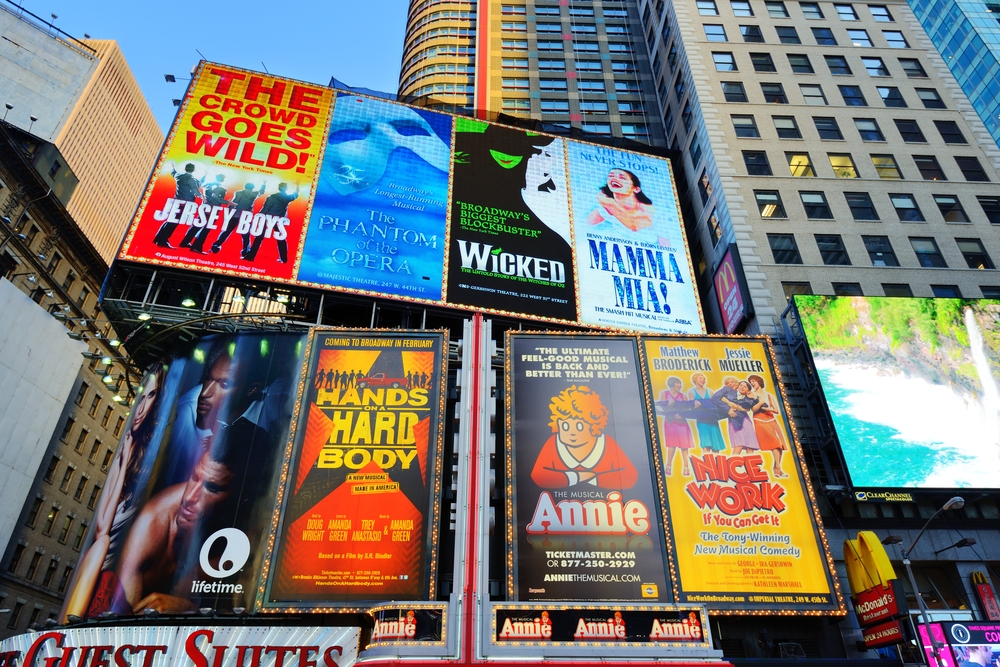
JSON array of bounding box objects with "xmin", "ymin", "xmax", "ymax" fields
[
  {"xmin": 0, "ymin": 626, "xmax": 359, "ymax": 667},
  {"xmin": 59, "ymin": 333, "xmax": 307, "ymax": 620},
  {"xmin": 369, "ymin": 606, "xmax": 446, "ymax": 645},
  {"xmin": 121, "ymin": 64, "xmax": 333, "ymax": 280},
  {"xmin": 505, "ymin": 334, "xmax": 670, "ymax": 602},
  {"xmin": 713, "ymin": 245, "xmax": 750, "ymax": 334},
  {"xmin": 446, "ymin": 120, "xmax": 577, "ymax": 322},
  {"xmin": 296, "ymin": 93, "xmax": 451, "ymax": 301},
  {"xmin": 639, "ymin": 337, "xmax": 840, "ymax": 613},
  {"xmin": 972, "ymin": 572, "xmax": 1000, "ymax": 620},
  {"xmin": 265, "ymin": 330, "xmax": 446, "ymax": 607},
  {"xmin": 492, "ymin": 605, "xmax": 709, "ymax": 645},
  {"xmin": 568, "ymin": 143, "xmax": 701, "ymax": 334}
]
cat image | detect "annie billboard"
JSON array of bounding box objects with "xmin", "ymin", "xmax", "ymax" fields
[
  {"xmin": 795, "ymin": 296, "xmax": 1000, "ymax": 490},
  {"xmin": 118, "ymin": 62, "xmax": 703, "ymax": 334}
]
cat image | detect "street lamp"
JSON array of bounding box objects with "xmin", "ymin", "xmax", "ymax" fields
[{"xmin": 901, "ymin": 496, "xmax": 964, "ymax": 667}]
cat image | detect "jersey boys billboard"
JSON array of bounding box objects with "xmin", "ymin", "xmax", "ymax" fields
[
  {"xmin": 504, "ymin": 333, "xmax": 841, "ymax": 614},
  {"xmin": 119, "ymin": 62, "xmax": 702, "ymax": 334},
  {"xmin": 639, "ymin": 337, "xmax": 839, "ymax": 613},
  {"xmin": 264, "ymin": 330, "xmax": 446, "ymax": 607}
]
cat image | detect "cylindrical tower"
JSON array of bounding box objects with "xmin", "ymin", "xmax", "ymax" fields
[{"xmin": 398, "ymin": 0, "xmax": 478, "ymax": 114}]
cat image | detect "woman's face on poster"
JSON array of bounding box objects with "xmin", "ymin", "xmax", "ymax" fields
[
  {"xmin": 606, "ymin": 169, "xmax": 636, "ymax": 197},
  {"xmin": 692, "ymin": 373, "xmax": 706, "ymax": 387},
  {"xmin": 738, "ymin": 381, "xmax": 751, "ymax": 396},
  {"xmin": 524, "ymin": 143, "xmax": 558, "ymax": 192},
  {"xmin": 131, "ymin": 372, "xmax": 159, "ymax": 433}
]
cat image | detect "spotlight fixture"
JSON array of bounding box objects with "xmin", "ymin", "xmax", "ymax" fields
[
  {"xmin": 276, "ymin": 294, "xmax": 290, "ymax": 303},
  {"xmin": 164, "ymin": 74, "xmax": 176, "ymax": 83},
  {"xmin": 199, "ymin": 607, "xmax": 213, "ymax": 616},
  {"xmin": 109, "ymin": 339, "xmax": 121, "ymax": 347},
  {"xmin": 66, "ymin": 615, "xmax": 84, "ymax": 625},
  {"xmin": 137, "ymin": 312, "xmax": 152, "ymax": 321},
  {"xmin": 36, "ymin": 253, "xmax": 46, "ymax": 261},
  {"xmin": 181, "ymin": 297, "xmax": 196, "ymax": 307},
  {"xmin": 81, "ymin": 351, "xmax": 99, "ymax": 359},
  {"xmin": 231, "ymin": 293, "xmax": 246, "ymax": 304},
  {"xmin": 67, "ymin": 332, "xmax": 85, "ymax": 340},
  {"xmin": 143, "ymin": 609, "xmax": 159, "ymax": 619},
  {"xmin": 112, "ymin": 395, "xmax": 124, "ymax": 403},
  {"xmin": 52, "ymin": 312, "xmax": 69, "ymax": 321},
  {"xmin": 100, "ymin": 356, "xmax": 113, "ymax": 365},
  {"xmin": 102, "ymin": 375, "xmax": 115, "ymax": 384},
  {"xmin": 26, "ymin": 274, "xmax": 36, "ymax": 284},
  {"xmin": 881, "ymin": 535, "xmax": 903, "ymax": 545}
]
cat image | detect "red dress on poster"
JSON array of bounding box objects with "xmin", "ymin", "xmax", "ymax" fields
[{"xmin": 531, "ymin": 433, "xmax": 638, "ymax": 489}]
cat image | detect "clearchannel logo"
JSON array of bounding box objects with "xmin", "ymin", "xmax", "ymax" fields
[{"xmin": 191, "ymin": 528, "xmax": 251, "ymax": 595}]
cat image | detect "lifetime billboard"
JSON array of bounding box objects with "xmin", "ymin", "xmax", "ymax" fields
[
  {"xmin": 59, "ymin": 329, "xmax": 446, "ymax": 620},
  {"xmin": 504, "ymin": 333, "xmax": 842, "ymax": 614},
  {"xmin": 118, "ymin": 62, "xmax": 703, "ymax": 335},
  {"xmin": 795, "ymin": 296, "xmax": 1000, "ymax": 490}
]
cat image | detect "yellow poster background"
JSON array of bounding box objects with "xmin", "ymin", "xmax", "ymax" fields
[{"xmin": 641, "ymin": 337, "xmax": 840, "ymax": 611}]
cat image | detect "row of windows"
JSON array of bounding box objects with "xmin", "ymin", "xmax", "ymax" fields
[
  {"xmin": 502, "ymin": 99, "xmax": 647, "ymax": 115},
  {"xmin": 714, "ymin": 52, "xmax": 926, "ymax": 80},
  {"xmin": 502, "ymin": 3, "xmax": 627, "ymax": 18},
  {"xmin": 705, "ymin": 23, "xmax": 908, "ymax": 46},
  {"xmin": 732, "ymin": 114, "xmax": 967, "ymax": 146},
  {"xmin": 400, "ymin": 44, "xmax": 475, "ymax": 77},
  {"xmin": 767, "ymin": 233, "xmax": 995, "ymax": 270},
  {"xmin": 504, "ymin": 58, "xmax": 638, "ymax": 74},
  {"xmin": 501, "ymin": 78, "xmax": 642, "ymax": 93},
  {"xmin": 502, "ymin": 39, "xmax": 635, "ymax": 53},
  {"xmin": 720, "ymin": 80, "xmax": 946, "ymax": 108},
  {"xmin": 406, "ymin": 26, "xmax": 475, "ymax": 50},
  {"xmin": 6, "ymin": 543, "xmax": 78, "ymax": 598},
  {"xmin": 399, "ymin": 62, "xmax": 475, "ymax": 90},
  {"xmin": 753, "ymin": 189, "xmax": 1000, "ymax": 224},
  {"xmin": 781, "ymin": 282, "xmax": 1000, "ymax": 299},
  {"xmin": 698, "ymin": 0, "xmax": 894, "ymax": 22},
  {"xmin": 407, "ymin": 9, "xmax": 475, "ymax": 33},
  {"xmin": 741, "ymin": 150, "xmax": 989, "ymax": 182}
]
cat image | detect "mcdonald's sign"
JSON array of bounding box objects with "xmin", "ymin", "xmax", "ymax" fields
[
  {"xmin": 713, "ymin": 244, "xmax": 752, "ymax": 333},
  {"xmin": 972, "ymin": 571, "xmax": 1000, "ymax": 621},
  {"xmin": 844, "ymin": 531, "xmax": 908, "ymax": 649}
]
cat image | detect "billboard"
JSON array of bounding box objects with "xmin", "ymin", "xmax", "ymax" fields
[
  {"xmin": 795, "ymin": 296, "xmax": 1000, "ymax": 490},
  {"xmin": 118, "ymin": 62, "xmax": 703, "ymax": 334},
  {"xmin": 60, "ymin": 332, "xmax": 306, "ymax": 620},
  {"xmin": 120, "ymin": 64, "xmax": 334, "ymax": 280},
  {"xmin": 712, "ymin": 244, "xmax": 752, "ymax": 334},
  {"xmin": 264, "ymin": 330, "xmax": 447, "ymax": 608},
  {"xmin": 505, "ymin": 334, "xmax": 671, "ymax": 602},
  {"xmin": 639, "ymin": 336, "xmax": 840, "ymax": 613}
]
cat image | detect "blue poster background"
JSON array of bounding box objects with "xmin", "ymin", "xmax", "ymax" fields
[{"xmin": 297, "ymin": 94, "xmax": 452, "ymax": 300}]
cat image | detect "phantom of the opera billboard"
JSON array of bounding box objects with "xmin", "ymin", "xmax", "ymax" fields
[
  {"xmin": 795, "ymin": 296, "xmax": 1000, "ymax": 491},
  {"xmin": 118, "ymin": 62, "xmax": 703, "ymax": 335},
  {"xmin": 505, "ymin": 333, "xmax": 842, "ymax": 614},
  {"xmin": 59, "ymin": 329, "xmax": 446, "ymax": 620}
]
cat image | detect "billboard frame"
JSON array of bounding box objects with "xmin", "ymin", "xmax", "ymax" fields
[{"xmin": 257, "ymin": 327, "xmax": 450, "ymax": 612}]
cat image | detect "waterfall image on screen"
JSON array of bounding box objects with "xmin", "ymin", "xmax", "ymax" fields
[{"xmin": 795, "ymin": 296, "xmax": 1000, "ymax": 490}]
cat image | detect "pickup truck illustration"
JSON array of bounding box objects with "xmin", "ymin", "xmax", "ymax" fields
[{"xmin": 356, "ymin": 373, "xmax": 409, "ymax": 389}]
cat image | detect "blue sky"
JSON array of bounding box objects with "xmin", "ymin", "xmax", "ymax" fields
[{"xmin": 10, "ymin": 0, "xmax": 407, "ymax": 132}]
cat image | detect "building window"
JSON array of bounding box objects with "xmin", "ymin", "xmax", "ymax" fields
[
  {"xmin": 502, "ymin": 58, "xmax": 529, "ymax": 69},
  {"xmin": 501, "ymin": 21, "xmax": 527, "ymax": 31},
  {"xmin": 619, "ymin": 101, "xmax": 645, "ymax": 115},
  {"xmin": 892, "ymin": 194, "xmax": 925, "ymax": 222},
  {"xmin": 872, "ymin": 154, "xmax": 902, "ymax": 179},
  {"xmin": 732, "ymin": 114, "xmax": 760, "ymax": 137},
  {"xmin": 709, "ymin": 208, "xmax": 724, "ymax": 245},
  {"xmin": 57, "ymin": 565, "xmax": 74, "ymax": 593},
  {"xmin": 932, "ymin": 195, "xmax": 969, "ymax": 223},
  {"xmin": 539, "ymin": 59, "xmax": 565, "ymax": 71},
  {"xmin": 40, "ymin": 557, "xmax": 57, "ymax": 588},
  {"xmin": 782, "ymin": 282, "xmax": 813, "ymax": 298},
  {"xmin": 847, "ymin": 29, "xmax": 872, "ymax": 46},
  {"xmin": 869, "ymin": 5, "xmax": 893, "ymax": 21},
  {"xmin": 502, "ymin": 99, "xmax": 530, "ymax": 114},
  {"xmin": 931, "ymin": 285, "xmax": 962, "ymax": 298},
  {"xmin": 878, "ymin": 87, "xmax": 906, "ymax": 107},
  {"xmin": 88, "ymin": 394, "xmax": 100, "ymax": 417},
  {"xmin": 750, "ymin": 53, "xmax": 776, "ymax": 71},
  {"xmin": 58, "ymin": 516, "xmax": 74, "ymax": 543},
  {"xmin": 777, "ymin": 26, "xmax": 801, "ymax": 43},
  {"xmin": 812, "ymin": 27, "xmax": 837, "ymax": 44},
  {"xmin": 801, "ymin": 2, "xmax": 824, "ymax": 18},
  {"xmin": 833, "ymin": 282, "xmax": 864, "ymax": 295},
  {"xmin": 787, "ymin": 152, "xmax": 816, "ymax": 176},
  {"xmin": 101, "ymin": 406, "xmax": 113, "ymax": 428},
  {"xmin": 768, "ymin": 234, "xmax": 803, "ymax": 263},
  {"xmin": 825, "ymin": 55, "xmax": 852, "ymax": 75},
  {"xmin": 704, "ymin": 24, "xmax": 728, "ymax": 40},
  {"xmin": 742, "ymin": 25, "xmax": 766, "ymax": 42},
  {"xmin": 883, "ymin": 283, "xmax": 912, "ymax": 296},
  {"xmin": 732, "ymin": 0, "xmax": 754, "ymax": 15},
  {"xmin": 800, "ymin": 84, "xmax": 827, "ymax": 105},
  {"xmin": 829, "ymin": 153, "xmax": 859, "ymax": 177},
  {"xmin": 767, "ymin": 1, "xmax": 790, "ymax": 16},
  {"xmin": 855, "ymin": 118, "xmax": 884, "ymax": 141},
  {"xmin": 26, "ymin": 551, "xmax": 42, "ymax": 580},
  {"xmin": 7, "ymin": 544, "xmax": 25, "ymax": 574},
  {"xmin": 863, "ymin": 57, "xmax": 890, "ymax": 76},
  {"xmin": 538, "ymin": 40, "xmax": 563, "ymax": 50},
  {"xmin": 916, "ymin": 88, "xmax": 944, "ymax": 108},
  {"xmin": 933, "ymin": 121, "xmax": 966, "ymax": 144},
  {"xmin": 501, "ymin": 4, "xmax": 526, "ymax": 14},
  {"xmin": 773, "ymin": 115, "xmax": 802, "ymax": 138},
  {"xmin": 58, "ymin": 466, "xmax": 75, "ymax": 493},
  {"xmin": 955, "ymin": 157, "xmax": 989, "ymax": 182},
  {"xmin": 613, "ymin": 80, "xmax": 641, "ymax": 93},
  {"xmin": 59, "ymin": 417, "xmax": 75, "ymax": 442},
  {"xmin": 43, "ymin": 455, "xmax": 59, "ymax": 483},
  {"xmin": 74, "ymin": 429, "xmax": 87, "ymax": 454},
  {"xmin": 722, "ymin": 81, "xmax": 749, "ymax": 102},
  {"xmin": 42, "ymin": 505, "xmax": 59, "ymax": 535},
  {"xmin": 846, "ymin": 192, "xmax": 880, "ymax": 220},
  {"xmin": 74, "ymin": 383, "xmax": 88, "ymax": 406},
  {"xmin": 744, "ymin": 151, "xmax": 774, "ymax": 175},
  {"xmin": 882, "ymin": 30, "xmax": 908, "ymax": 47},
  {"xmin": 839, "ymin": 85, "xmax": 867, "ymax": 106},
  {"xmin": 101, "ymin": 449, "xmax": 114, "ymax": 471},
  {"xmin": 756, "ymin": 190, "xmax": 787, "ymax": 217},
  {"xmin": 88, "ymin": 439, "xmax": 101, "ymax": 464},
  {"xmin": 26, "ymin": 497, "xmax": 43, "ymax": 527},
  {"xmin": 761, "ymin": 83, "xmax": 788, "ymax": 103},
  {"xmin": 863, "ymin": 236, "xmax": 899, "ymax": 266},
  {"xmin": 698, "ymin": 0, "xmax": 720, "ymax": 14},
  {"xmin": 835, "ymin": 3, "xmax": 859, "ymax": 19},
  {"xmin": 501, "ymin": 78, "xmax": 528, "ymax": 90},
  {"xmin": 977, "ymin": 196, "xmax": 1000, "ymax": 224},
  {"xmin": 814, "ymin": 116, "xmax": 843, "ymax": 139},
  {"xmin": 540, "ymin": 100, "xmax": 569, "ymax": 113},
  {"xmin": 817, "ymin": 234, "xmax": 851, "ymax": 264},
  {"xmin": 88, "ymin": 485, "xmax": 101, "ymax": 510},
  {"xmin": 893, "ymin": 120, "xmax": 927, "ymax": 144},
  {"xmin": 7, "ymin": 602, "xmax": 23, "ymax": 628},
  {"xmin": 72, "ymin": 522, "xmax": 87, "ymax": 550},
  {"xmin": 74, "ymin": 476, "xmax": 88, "ymax": 501},
  {"xmin": 898, "ymin": 58, "xmax": 926, "ymax": 77},
  {"xmin": 579, "ymin": 101, "xmax": 608, "ymax": 114},
  {"xmin": 800, "ymin": 191, "xmax": 834, "ymax": 218},
  {"xmin": 570, "ymin": 24, "xmax": 597, "ymax": 34},
  {"xmin": 913, "ymin": 155, "xmax": 946, "ymax": 180},
  {"xmin": 576, "ymin": 80, "xmax": 604, "ymax": 92},
  {"xmin": 714, "ymin": 52, "xmax": 738, "ymax": 71},
  {"xmin": 981, "ymin": 286, "xmax": 1000, "ymax": 298},
  {"xmin": 957, "ymin": 238, "xmax": 995, "ymax": 269},
  {"xmin": 788, "ymin": 54, "xmax": 814, "ymax": 73}
]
